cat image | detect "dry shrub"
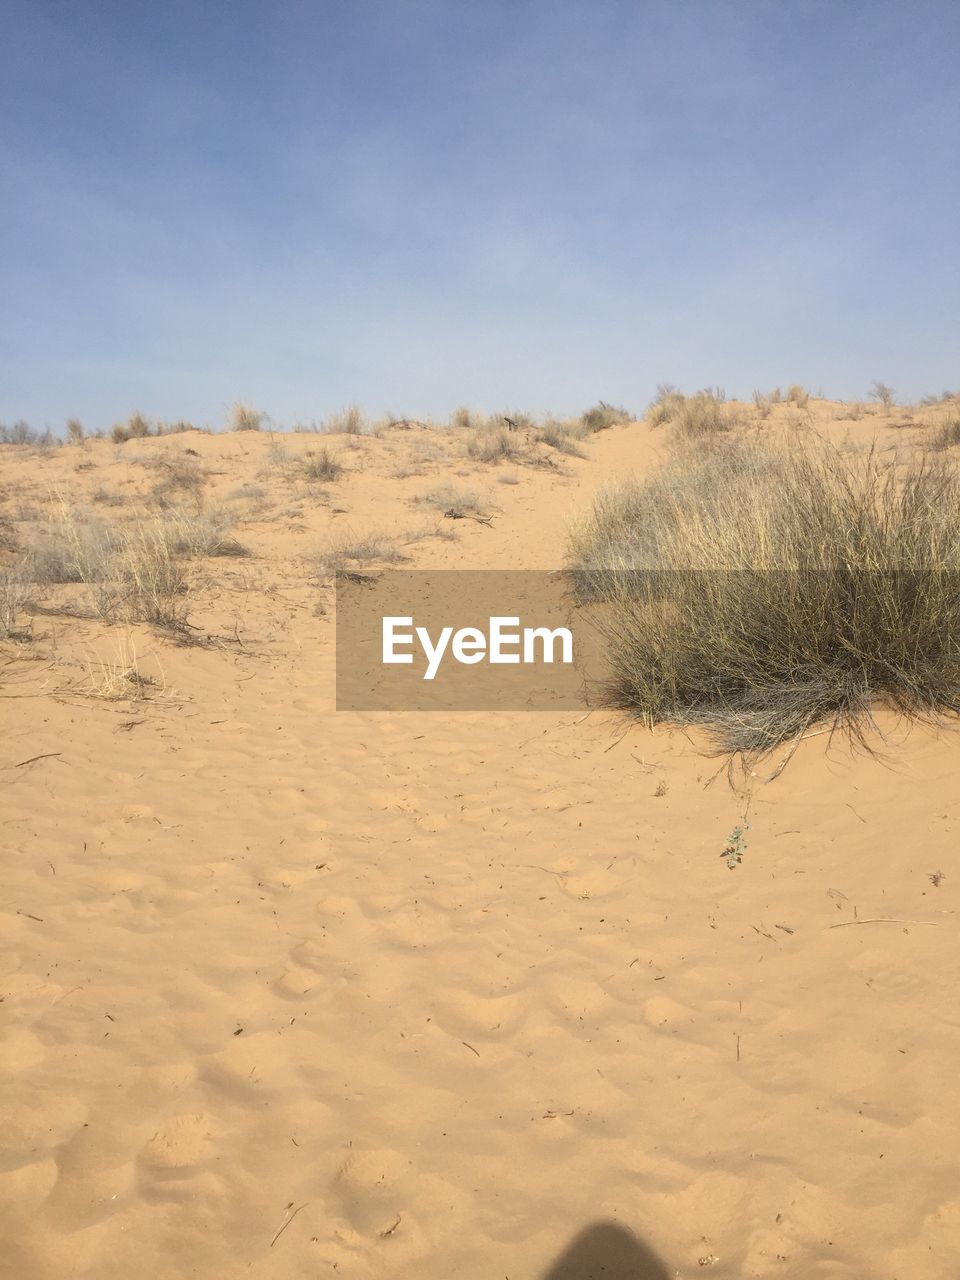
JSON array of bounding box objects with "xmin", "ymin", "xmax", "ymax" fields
[
  {"xmin": 148, "ymin": 456, "xmax": 208, "ymax": 510},
  {"xmin": 162, "ymin": 509, "xmax": 247, "ymax": 558},
  {"xmin": 312, "ymin": 531, "xmax": 409, "ymax": 575},
  {"xmin": 300, "ymin": 448, "xmax": 344, "ymax": 481},
  {"xmin": 323, "ymin": 406, "xmax": 366, "ymax": 435},
  {"xmin": 568, "ymin": 436, "xmax": 960, "ymax": 753},
  {"xmin": 1, "ymin": 568, "xmax": 30, "ymax": 637},
  {"xmin": 466, "ymin": 425, "xmax": 524, "ymax": 462},
  {"xmin": 931, "ymin": 415, "xmax": 960, "ymax": 451},
  {"xmin": 870, "ymin": 381, "xmax": 896, "ymax": 411},
  {"xmin": 786, "ymin": 384, "xmax": 809, "ymax": 407},
  {"xmin": 451, "ymin": 407, "xmax": 485, "ymax": 431},
  {"xmin": 112, "ymin": 411, "xmax": 151, "ymax": 443},
  {"xmin": 579, "ymin": 402, "xmax": 632, "ymax": 431},
  {"xmin": 752, "ymin": 390, "xmax": 772, "ymax": 419},
  {"xmin": 650, "ymin": 390, "xmax": 736, "ymax": 438},
  {"xmin": 414, "ymin": 484, "xmax": 490, "ymax": 516},
  {"xmin": 230, "ymin": 403, "xmax": 265, "ymax": 432},
  {"xmin": 536, "ymin": 421, "xmax": 587, "ymax": 456},
  {"xmin": 22, "ymin": 504, "xmax": 187, "ymax": 626}
]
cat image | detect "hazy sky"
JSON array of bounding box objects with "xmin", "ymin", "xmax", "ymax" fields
[{"xmin": 2, "ymin": 0, "xmax": 958, "ymax": 430}]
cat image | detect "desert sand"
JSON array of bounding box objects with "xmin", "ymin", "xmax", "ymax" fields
[{"xmin": 2, "ymin": 402, "xmax": 959, "ymax": 1279}]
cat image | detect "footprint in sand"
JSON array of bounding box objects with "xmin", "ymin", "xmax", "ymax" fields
[{"xmin": 332, "ymin": 1148, "xmax": 410, "ymax": 1234}]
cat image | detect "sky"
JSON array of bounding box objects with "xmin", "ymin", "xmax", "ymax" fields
[{"xmin": 1, "ymin": 0, "xmax": 958, "ymax": 430}]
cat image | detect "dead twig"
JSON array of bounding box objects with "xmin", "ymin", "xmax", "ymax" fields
[
  {"xmin": 828, "ymin": 918, "xmax": 939, "ymax": 929},
  {"xmin": 269, "ymin": 1202, "xmax": 307, "ymax": 1248}
]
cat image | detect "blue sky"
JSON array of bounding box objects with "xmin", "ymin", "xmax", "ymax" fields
[{"xmin": 2, "ymin": 0, "xmax": 958, "ymax": 430}]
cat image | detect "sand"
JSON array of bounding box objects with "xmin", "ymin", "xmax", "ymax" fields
[{"xmin": 2, "ymin": 402, "xmax": 959, "ymax": 1278}]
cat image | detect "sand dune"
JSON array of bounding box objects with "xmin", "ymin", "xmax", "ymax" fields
[{"xmin": 2, "ymin": 402, "xmax": 959, "ymax": 1278}]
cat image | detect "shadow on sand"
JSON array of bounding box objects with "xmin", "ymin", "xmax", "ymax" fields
[{"xmin": 542, "ymin": 1220, "xmax": 670, "ymax": 1280}]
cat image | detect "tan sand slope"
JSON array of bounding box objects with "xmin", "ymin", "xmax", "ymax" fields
[{"xmin": 2, "ymin": 400, "xmax": 959, "ymax": 1278}]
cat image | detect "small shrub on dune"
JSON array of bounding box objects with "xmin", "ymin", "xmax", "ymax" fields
[
  {"xmin": 568, "ymin": 436, "xmax": 960, "ymax": 753},
  {"xmin": 930, "ymin": 415, "xmax": 960, "ymax": 451},
  {"xmin": 66, "ymin": 419, "xmax": 85, "ymax": 444},
  {"xmin": 451, "ymin": 407, "xmax": 485, "ymax": 432},
  {"xmin": 230, "ymin": 403, "xmax": 265, "ymax": 432},
  {"xmin": 579, "ymin": 402, "xmax": 632, "ymax": 431},
  {"xmin": 312, "ymin": 531, "xmax": 408, "ymax": 576},
  {"xmin": 870, "ymin": 381, "xmax": 896, "ymax": 412},
  {"xmin": 650, "ymin": 390, "xmax": 734, "ymax": 438},
  {"xmin": 323, "ymin": 406, "xmax": 366, "ymax": 435},
  {"xmin": 466, "ymin": 425, "xmax": 523, "ymax": 463},
  {"xmin": 0, "ymin": 569, "xmax": 30, "ymax": 637},
  {"xmin": 786, "ymin": 384, "xmax": 809, "ymax": 407},
  {"xmin": 536, "ymin": 422, "xmax": 586, "ymax": 457},
  {"xmin": 300, "ymin": 447, "xmax": 344, "ymax": 481},
  {"xmin": 414, "ymin": 484, "xmax": 491, "ymax": 516},
  {"xmin": 646, "ymin": 386, "xmax": 686, "ymax": 427},
  {"xmin": 162, "ymin": 509, "xmax": 248, "ymax": 558}
]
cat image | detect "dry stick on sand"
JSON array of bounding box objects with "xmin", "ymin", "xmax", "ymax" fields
[
  {"xmin": 269, "ymin": 1202, "xmax": 307, "ymax": 1248},
  {"xmin": 828, "ymin": 918, "xmax": 939, "ymax": 928}
]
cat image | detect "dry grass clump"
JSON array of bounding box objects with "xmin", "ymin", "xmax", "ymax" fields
[
  {"xmin": 451, "ymin": 407, "xmax": 486, "ymax": 432},
  {"xmin": 414, "ymin": 484, "xmax": 491, "ymax": 516},
  {"xmin": 21, "ymin": 504, "xmax": 188, "ymax": 626},
  {"xmin": 230, "ymin": 403, "xmax": 265, "ymax": 432},
  {"xmin": 648, "ymin": 389, "xmax": 736, "ymax": 438},
  {"xmin": 1, "ymin": 568, "xmax": 31, "ymax": 637},
  {"xmin": 579, "ymin": 402, "xmax": 632, "ymax": 431},
  {"xmin": 312, "ymin": 531, "xmax": 409, "ymax": 576},
  {"xmin": 162, "ymin": 510, "xmax": 247, "ymax": 558},
  {"xmin": 78, "ymin": 635, "xmax": 163, "ymax": 700},
  {"xmin": 930, "ymin": 415, "xmax": 960, "ymax": 451},
  {"xmin": 300, "ymin": 448, "xmax": 344, "ymax": 481},
  {"xmin": 147, "ymin": 456, "xmax": 209, "ymax": 510},
  {"xmin": 536, "ymin": 421, "xmax": 587, "ymax": 456},
  {"xmin": 323, "ymin": 406, "xmax": 366, "ymax": 435},
  {"xmin": 465, "ymin": 424, "xmax": 525, "ymax": 463},
  {"xmin": 568, "ymin": 436, "xmax": 960, "ymax": 753},
  {"xmin": 786, "ymin": 384, "xmax": 809, "ymax": 407},
  {"xmin": 112, "ymin": 412, "xmax": 152, "ymax": 443}
]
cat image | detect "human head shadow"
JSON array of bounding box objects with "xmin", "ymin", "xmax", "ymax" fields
[{"xmin": 541, "ymin": 1220, "xmax": 670, "ymax": 1280}]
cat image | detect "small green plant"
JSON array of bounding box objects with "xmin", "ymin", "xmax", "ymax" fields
[{"xmin": 721, "ymin": 823, "xmax": 749, "ymax": 869}]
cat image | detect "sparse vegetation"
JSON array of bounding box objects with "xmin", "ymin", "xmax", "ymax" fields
[
  {"xmin": 415, "ymin": 484, "xmax": 491, "ymax": 517},
  {"xmin": 323, "ymin": 406, "xmax": 366, "ymax": 435},
  {"xmin": 569, "ymin": 435, "xmax": 960, "ymax": 753},
  {"xmin": 300, "ymin": 448, "xmax": 344, "ymax": 481},
  {"xmin": 313, "ymin": 531, "xmax": 409, "ymax": 575},
  {"xmin": 648, "ymin": 389, "xmax": 735, "ymax": 438},
  {"xmin": 230, "ymin": 403, "xmax": 265, "ymax": 432},
  {"xmin": 930, "ymin": 415, "xmax": 960, "ymax": 451},
  {"xmin": 0, "ymin": 568, "xmax": 30, "ymax": 637},
  {"xmin": 870, "ymin": 381, "xmax": 896, "ymax": 411},
  {"xmin": 466, "ymin": 425, "xmax": 525, "ymax": 463},
  {"xmin": 578, "ymin": 402, "xmax": 632, "ymax": 432},
  {"xmin": 786, "ymin": 384, "xmax": 809, "ymax": 407}
]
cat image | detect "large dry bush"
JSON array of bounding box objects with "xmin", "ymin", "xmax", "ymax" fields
[{"xmin": 568, "ymin": 436, "xmax": 960, "ymax": 753}]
